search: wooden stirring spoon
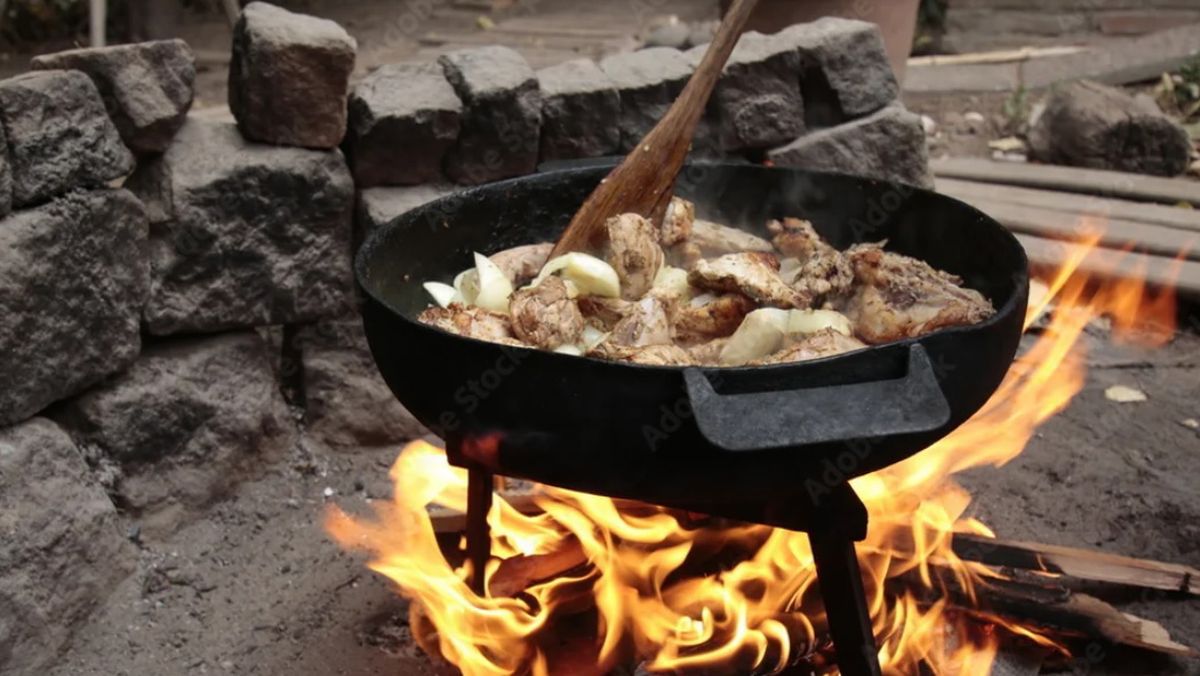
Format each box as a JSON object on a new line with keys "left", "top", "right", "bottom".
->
{"left": 548, "top": 0, "right": 761, "bottom": 258}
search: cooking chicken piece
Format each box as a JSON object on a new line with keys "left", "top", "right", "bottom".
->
{"left": 578, "top": 296, "right": 634, "bottom": 330}
{"left": 490, "top": 242, "right": 553, "bottom": 287}
{"left": 768, "top": 218, "right": 854, "bottom": 306}
{"left": 610, "top": 296, "right": 672, "bottom": 347}
{"left": 589, "top": 342, "right": 695, "bottom": 366}
{"left": 606, "top": 213, "right": 665, "bottom": 300}
{"left": 673, "top": 293, "right": 756, "bottom": 340}
{"left": 688, "top": 252, "right": 812, "bottom": 309}
{"left": 749, "top": 328, "right": 867, "bottom": 365}
{"left": 842, "top": 243, "right": 996, "bottom": 344}
{"left": 508, "top": 277, "right": 585, "bottom": 349}
{"left": 685, "top": 337, "right": 728, "bottom": 366}
{"left": 418, "top": 303, "right": 523, "bottom": 346}
{"left": 660, "top": 197, "right": 695, "bottom": 246}
{"left": 690, "top": 219, "right": 774, "bottom": 256}
{"left": 666, "top": 241, "right": 704, "bottom": 269}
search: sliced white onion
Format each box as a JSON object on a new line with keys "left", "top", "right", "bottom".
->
{"left": 554, "top": 344, "right": 584, "bottom": 356}
{"left": 423, "top": 282, "right": 460, "bottom": 308}
{"left": 651, "top": 265, "right": 691, "bottom": 299}
{"left": 453, "top": 268, "right": 480, "bottom": 305}
{"left": 787, "top": 309, "right": 853, "bottom": 337}
{"left": 778, "top": 257, "right": 803, "bottom": 283}
{"left": 533, "top": 252, "right": 621, "bottom": 298}
{"left": 472, "top": 252, "right": 514, "bottom": 314}
{"left": 689, "top": 292, "right": 717, "bottom": 308}
{"left": 580, "top": 325, "right": 609, "bottom": 352}
{"left": 719, "top": 308, "right": 789, "bottom": 366}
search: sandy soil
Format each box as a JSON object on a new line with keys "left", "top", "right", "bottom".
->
{"left": 43, "top": 319, "right": 1200, "bottom": 676}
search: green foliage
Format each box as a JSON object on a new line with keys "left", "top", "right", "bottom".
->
{"left": 1001, "top": 86, "right": 1031, "bottom": 136}
{"left": 1155, "top": 54, "right": 1200, "bottom": 123}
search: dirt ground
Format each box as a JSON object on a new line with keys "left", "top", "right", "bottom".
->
{"left": 42, "top": 314, "right": 1200, "bottom": 676}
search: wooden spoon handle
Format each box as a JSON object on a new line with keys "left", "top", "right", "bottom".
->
{"left": 549, "top": 0, "right": 761, "bottom": 258}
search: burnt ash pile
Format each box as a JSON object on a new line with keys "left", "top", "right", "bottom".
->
{"left": 0, "top": 1, "right": 935, "bottom": 674}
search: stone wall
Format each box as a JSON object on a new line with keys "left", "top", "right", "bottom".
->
{"left": 945, "top": 0, "right": 1200, "bottom": 52}
{"left": 0, "top": 2, "right": 928, "bottom": 673}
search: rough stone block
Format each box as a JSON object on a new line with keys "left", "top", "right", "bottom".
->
{"left": 0, "top": 123, "right": 11, "bottom": 217}
{"left": 0, "top": 418, "right": 136, "bottom": 676}
{"left": 347, "top": 62, "right": 461, "bottom": 187}
{"left": 229, "top": 1, "right": 356, "bottom": 149}
{"left": 126, "top": 117, "right": 355, "bottom": 335}
{"left": 356, "top": 183, "right": 455, "bottom": 246}
{"left": 55, "top": 332, "right": 297, "bottom": 526}
{"left": 293, "top": 320, "right": 426, "bottom": 449}
{"left": 0, "top": 189, "right": 149, "bottom": 427}
{"left": 778, "top": 17, "right": 899, "bottom": 122}
{"left": 714, "top": 31, "right": 805, "bottom": 152}
{"left": 600, "top": 47, "right": 693, "bottom": 151}
{"left": 768, "top": 103, "right": 933, "bottom": 189}
{"left": 439, "top": 46, "right": 541, "bottom": 185}
{"left": 0, "top": 70, "right": 134, "bottom": 207}
{"left": 31, "top": 39, "right": 196, "bottom": 154}
{"left": 537, "top": 58, "right": 621, "bottom": 161}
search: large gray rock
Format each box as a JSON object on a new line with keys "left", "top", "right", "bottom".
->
{"left": 537, "top": 58, "right": 621, "bottom": 161}
{"left": 127, "top": 117, "right": 355, "bottom": 335}
{"left": 356, "top": 183, "right": 455, "bottom": 246}
{"left": 600, "top": 47, "right": 692, "bottom": 151}
{"left": 0, "top": 189, "right": 149, "bottom": 427}
{"left": 55, "top": 332, "right": 297, "bottom": 527}
{"left": 0, "top": 123, "right": 11, "bottom": 218}
{"left": 293, "top": 320, "right": 426, "bottom": 449}
{"left": 229, "top": 2, "right": 357, "bottom": 149}
{"left": 768, "top": 103, "right": 933, "bottom": 189}
{"left": 31, "top": 39, "right": 196, "bottom": 154}
{"left": 439, "top": 46, "right": 541, "bottom": 185}
{"left": 1029, "top": 79, "right": 1192, "bottom": 177}
{"left": 0, "top": 70, "right": 134, "bottom": 207}
{"left": 0, "top": 418, "right": 136, "bottom": 676}
{"left": 347, "top": 62, "right": 462, "bottom": 187}
{"left": 714, "top": 31, "right": 805, "bottom": 152}
{"left": 779, "top": 17, "right": 898, "bottom": 123}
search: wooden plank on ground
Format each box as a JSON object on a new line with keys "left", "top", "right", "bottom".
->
{"left": 956, "top": 196, "right": 1200, "bottom": 261}
{"left": 1016, "top": 233, "right": 1200, "bottom": 298}
{"left": 932, "top": 157, "right": 1200, "bottom": 207}
{"left": 953, "top": 534, "right": 1200, "bottom": 596}
{"left": 938, "top": 178, "right": 1200, "bottom": 235}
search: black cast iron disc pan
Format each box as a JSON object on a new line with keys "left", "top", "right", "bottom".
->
{"left": 356, "top": 162, "right": 1028, "bottom": 530}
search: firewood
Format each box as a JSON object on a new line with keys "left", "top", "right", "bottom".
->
{"left": 427, "top": 488, "right": 541, "bottom": 533}
{"left": 489, "top": 539, "right": 589, "bottom": 598}
{"left": 953, "top": 534, "right": 1200, "bottom": 597}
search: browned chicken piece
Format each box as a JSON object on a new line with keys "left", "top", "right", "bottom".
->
{"left": 610, "top": 296, "right": 672, "bottom": 347}
{"left": 490, "top": 242, "right": 552, "bottom": 287}
{"left": 508, "top": 277, "right": 585, "bottom": 349}
{"left": 578, "top": 296, "right": 634, "bottom": 331}
{"left": 685, "top": 337, "right": 728, "bottom": 366}
{"left": 842, "top": 243, "right": 996, "bottom": 344}
{"left": 589, "top": 342, "right": 695, "bottom": 366}
{"left": 673, "top": 293, "right": 756, "bottom": 340}
{"left": 688, "top": 252, "right": 812, "bottom": 309}
{"left": 665, "top": 241, "right": 704, "bottom": 269}
{"left": 418, "top": 303, "right": 523, "bottom": 345}
{"left": 769, "top": 218, "right": 854, "bottom": 306}
{"left": 750, "top": 329, "right": 867, "bottom": 365}
{"left": 660, "top": 197, "right": 695, "bottom": 246}
{"left": 605, "top": 213, "right": 665, "bottom": 300}
{"left": 690, "top": 219, "right": 774, "bottom": 256}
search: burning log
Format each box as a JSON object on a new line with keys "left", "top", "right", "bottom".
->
{"left": 952, "top": 533, "right": 1200, "bottom": 597}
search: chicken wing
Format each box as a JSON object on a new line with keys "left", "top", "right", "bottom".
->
{"left": 660, "top": 196, "right": 695, "bottom": 246}
{"left": 606, "top": 213, "right": 665, "bottom": 300}
{"left": 842, "top": 243, "right": 995, "bottom": 344}
{"left": 610, "top": 296, "right": 672, "bottom": 347}
{"left": 688, "top": 252, "right": 812, "bottom": 309}
{"left": 418, "top": 303, "right": 523, "bottom": 346}
{"left": 508, "top": 277, "right": 585, "bottom": 349}
{"left": 673, "top": 293, "right": 757, "bottom": 340}
{"left": 490, "top": 243, "right": 553, "bottom": 287}
{"left": 768, "top": 218, "right": 853, "bottom": 307}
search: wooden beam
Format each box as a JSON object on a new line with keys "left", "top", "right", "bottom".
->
{"left": 953, "top": 534, "right": 1200, "bottom": 596}
{"left": 89, "top": 0, "right": 106, "bottom": 47}
{"left": 960, "top": 196, "right": 1200, "bottom": 262}
{"left": 1016, "top": 233, "right": 1200, "bottom": 298}
{"left": 938, "top": 178, "right": 1200, "bottom": 235}
{"left": 932, "top": 157, "right": 1200, "bottom": 208}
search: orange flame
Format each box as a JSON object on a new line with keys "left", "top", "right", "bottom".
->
{"left": 328, "top": 230, "right": 1177, "bottom": 675}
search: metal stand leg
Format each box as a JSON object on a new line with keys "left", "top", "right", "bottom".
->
{"left": 466, "top": 467, "right": 493, "bottom": 596}
{"left": 809, "top": 530, "right": 882, "bottom": 676}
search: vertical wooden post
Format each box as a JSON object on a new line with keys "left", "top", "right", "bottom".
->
{"left": 89, "top": 0, "right": 106, "bottom": 47}
{"left": 466, "top": 467, "right": 494, "bottom": 596}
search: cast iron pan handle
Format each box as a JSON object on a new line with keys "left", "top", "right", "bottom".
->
{"left": 683, "top": 343, "right": 951, "bottom": 451}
